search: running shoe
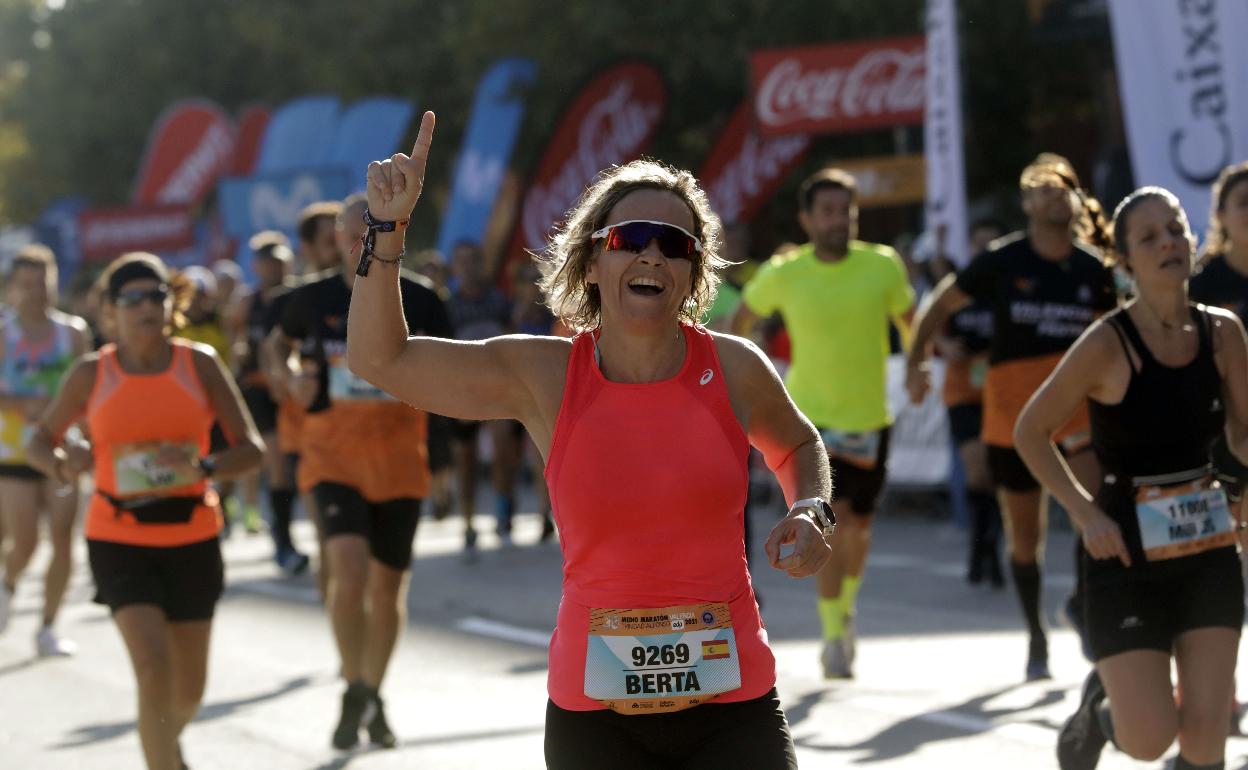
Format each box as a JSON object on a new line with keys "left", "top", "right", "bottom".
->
{"left": 0, "top": 583, "right": 11, "bottom": 634}
{"left": 495, "top": 496, "right": 515, "bottom": 547}
{"left": 278, "top": 549, "right": 311, "bottom": 577}
{"left": 1057, "top": 670, "right": 1107, "bottom": 770}
{"left": 462, "top": 527, "right": 479, "bottom": 564}
{"left": 332, "top": 681, "right": 370, "bottom": 750}
{"left": 820, "top": 637, "right": 854, "bottom": 679}
{"left": 242, "top": 504, "right": 264, "bottom": 535}
{"left": 35, "top": 626, "right": 77, "bottom": 657}
{"left": 538, "top": 513, "right": 556, "bottom": 543}
{"left": 365, "top": 688, "right": 398, "bottom": 749}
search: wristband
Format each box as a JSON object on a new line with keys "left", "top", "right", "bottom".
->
{"left": 357, "top": 209, "right": 410, "bottom": 277}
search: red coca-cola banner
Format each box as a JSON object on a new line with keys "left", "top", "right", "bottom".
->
{"left": 505, "top": 62, "right": 667, "bottom": 268}
{"left": 699, "top": 102, "right": 810, "bottom": 225}
{"left": 226, "top": 105, "right": 271, "bottom": 176}
{"left": 750, "top": 36, "right": 925, "bottom": 137}
{"left": 77, "top": 205, "right": 196, "bottom": 261}
{"left": 131, "top": 99, "right": 235, "bottom": 206}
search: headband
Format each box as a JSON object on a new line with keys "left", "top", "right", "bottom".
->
{"left": 107, "top": 260, "right": 167, "bottom": 300}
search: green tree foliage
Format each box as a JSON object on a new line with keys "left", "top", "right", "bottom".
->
{"left": 0, "top": 0, "right": 1114, "bottom": 247}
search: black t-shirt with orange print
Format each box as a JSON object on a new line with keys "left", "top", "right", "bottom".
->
{"left": 278, "top": 267, "right": 451, "bottom": 501}
{"left": 279, "top": 268, "right": 451, "bottom": 413}
{"left": 954, "top": 232, "right": 1116, "bottom": 448}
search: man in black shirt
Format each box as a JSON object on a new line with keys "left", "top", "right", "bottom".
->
{"left": 268, "top": 194, "right": 451, "bottom": 750}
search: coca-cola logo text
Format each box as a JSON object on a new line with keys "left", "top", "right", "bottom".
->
{"left": 751, "top": 37, "right": 925, "bottom": 136}
{"left": 708, "top": 132, "right": 808, "bottom": 224}
{"left": 522, "top": 81, "right": 662, "bottom": 247}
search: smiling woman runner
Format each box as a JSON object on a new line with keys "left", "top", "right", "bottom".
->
{"left": 1015, "top": 188, "right": 1248, "bottom": 770}
{"left": 347, "top": 112, "right": 833, "bottom": 769}
{"left": 26, "top": 252, "right": 265, "bottom": 770}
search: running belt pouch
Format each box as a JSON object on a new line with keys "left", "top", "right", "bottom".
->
{"left": 102, "top": 492, "right": 200, "bottom": 524}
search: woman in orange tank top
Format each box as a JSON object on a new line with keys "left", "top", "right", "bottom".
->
{"left": 27, "top": 252, "right": 264, "bottom": 770}
{"left": 347, "top": 113, "right": 834, "bottom": 769}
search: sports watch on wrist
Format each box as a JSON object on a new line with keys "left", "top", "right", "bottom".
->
{"left": 196, "top": 455, "right": 217, "bottom": 480}
{"left": 790, "top": 497, "right": 836, "bottom": 537}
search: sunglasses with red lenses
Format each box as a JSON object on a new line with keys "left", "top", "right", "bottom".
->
{"left": 590, "top": 220, "right": 702, "bottom": 260}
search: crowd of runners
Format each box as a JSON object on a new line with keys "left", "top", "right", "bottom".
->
{"left": 0, "top": 105, "right": 1246, "bottom": 769}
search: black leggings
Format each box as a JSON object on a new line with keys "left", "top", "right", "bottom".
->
{"left": 544, "top": 688, "right": 798, "bottom": 770}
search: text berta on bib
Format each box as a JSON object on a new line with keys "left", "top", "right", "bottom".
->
{"left": 584, "top": 602, "right": 740, "bottom": 715}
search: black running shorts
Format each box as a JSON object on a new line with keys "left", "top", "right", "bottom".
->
{"left": 87, "top": 537, "right": 224, "bottom": 622}
{"left": 1085, "top": 548, "right": 1244, "bottom": 661}
{"left": 426, "top": 413, "right": 453, "bottom": 473}
{"left": 946, "top": 403, "right": 983, "bottom": 447}
{"left": 986, "top": 445, "right": 1039, "bottom": 493}
{"left": 241, "top": 385, "right": 279, "bottom": 435}
{"left": 313, "top": 482, "right": 420, "bottom": 571}
{"left": 544, "top": 688, "right": 798, "bottom": 770}
{"left": 825, "top": 427, "right": 891, "bottom": 515}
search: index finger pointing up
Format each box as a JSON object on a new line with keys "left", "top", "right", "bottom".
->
{"left": 411, "top": 111, "right": 436, "bottom": 161}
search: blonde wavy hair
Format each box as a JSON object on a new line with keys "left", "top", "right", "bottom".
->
{"left": 537, "top": 159, "right": 727, "bottom": 332}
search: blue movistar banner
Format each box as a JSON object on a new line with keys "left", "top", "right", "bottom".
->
{"left": 436, "top": 58, "right": 536, "bottom": 258}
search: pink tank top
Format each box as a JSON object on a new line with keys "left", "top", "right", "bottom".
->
{"left": 544, "top": 324, "right": 775, "bottom": 711}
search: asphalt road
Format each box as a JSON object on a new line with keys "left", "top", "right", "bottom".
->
{"left": 2, "top": 499, "right": 1246, "bottom": 769}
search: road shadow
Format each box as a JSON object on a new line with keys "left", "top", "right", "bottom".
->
{"left": 0, "top": 655, "right": 40, "bottom": 678}
{"left": 794, "top": 684, "right": 1066, "bottom": 763}
{"left": 52, "top": 674, "right": 315, "bottom": 749}
{"left": 307, "top": 724, "right": 543, "bottom": 770}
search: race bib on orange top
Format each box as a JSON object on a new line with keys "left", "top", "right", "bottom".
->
{"left": 820, "top": 428, "right": 881, "bottom": 470}
{"left": 585, "top": 602, "right": 740, "bottom": 715}
{"left": 327, "top": 355, "right": 391, "bottom": 402}
{"left": 0, "top": 410, "right": 34, "bottom": 464}
{"left": 1136, "top": 476, "right": 1236, "bottom": 562}
{"left": 114, "top": 441, "right": 200, "bottom": 498}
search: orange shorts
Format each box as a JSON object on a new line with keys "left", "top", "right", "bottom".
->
{"left": 276, "top": 397, "right": 305, "bottom": 455}
{"left": 982, "top": 354, "right": 1090, "bottom": 451}
{"left": 297, "top": 401, "right": 431, "bottom": 502}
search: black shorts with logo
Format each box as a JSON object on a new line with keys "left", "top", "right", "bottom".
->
{"left": 87, "top": 537, "right": 224, "bottom": 622}
{"left": 544, "top": 688, "right": 797, "bottom": 770}
{"left": 313, "top": 482, "right": 420, "bottom": 571}
{"left": 821, "top": 427, "right": 891, "bottom": 516}
{"left": 1084, "top": 547, "right": 1244, "bottom": 661}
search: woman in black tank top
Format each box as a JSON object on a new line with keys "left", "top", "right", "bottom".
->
{"left": 1015, "top": 187, "right": 1248, "bottom": 770}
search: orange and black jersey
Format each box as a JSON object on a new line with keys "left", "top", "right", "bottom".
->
{"left": 278, "top": 268, "right": 451, "bottom": 412}
{"left": 1189, "top": 255, "right": 1248, "bottom": 325}
{"left": 956, "top": 233, "right": 1116, "bottom": 366}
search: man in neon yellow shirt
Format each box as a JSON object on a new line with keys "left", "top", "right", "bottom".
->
{"left": 734, "top": 169, "right": 914, "bottom": 678}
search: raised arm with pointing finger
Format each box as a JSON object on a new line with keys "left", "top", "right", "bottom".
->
{"left": 346, "top": 109, "right": 832, "bottom": 766}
